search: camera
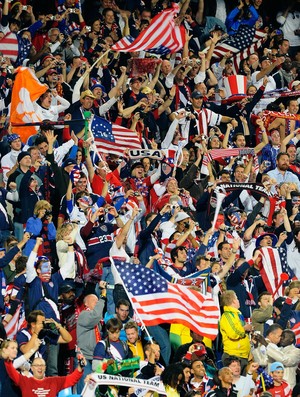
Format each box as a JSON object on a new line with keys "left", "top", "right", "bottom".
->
{"left": 86, "top": 26, "right": 91, "bottom": 32}
{"left": 210, "top": 257, "right": 221, "bottom": 262}
{"left": 45, "top": 209, "right": 52, "bottom": 218}
{"left": 224, "top": 226, "right": 234, "bottom": 232}
{"left": 185, "top": 111, "right": 192, "bottom": 119}
{"left": 184, "top": 221, "right": 190, "bottom": 228}
{"left": 69, "top": 8, "right": 76, "bottom": 13}
{"left": 133, "top": 191, "right": 140, "bottom": 196}
{"left": 43, "top": 321, "right": 57, "bottom": 331}
{"left": 22, "top": 5, "right": 27, "bottom": 10}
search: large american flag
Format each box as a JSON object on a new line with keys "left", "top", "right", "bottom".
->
{"left": 113, "top": 260, "right": 220, "bottom": 339}
{"left": 111, "top": 3, "right": 185, "bottom": 55}
{"left": 259, "top": 246, "right": 295, "bottom": 298}
{"left": 211, "top": 26, "right": 266, "bottom": 73}
{"left": 90, "top": 115, "right": 141, "bottom": 156}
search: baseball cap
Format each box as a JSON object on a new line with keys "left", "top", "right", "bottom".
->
{"left": 291, "top": 80, "right": 300, "bottom": 88}
{"left": 175, "top": 212, "right": 190, "bottom": 222}
{"left": 131, "top": 161, "right": 144, "bottom": 172}
{"left": 269, "top": 362, "right": 284, "bottom": 372}
{"left": 59, "top": 282, "right": 76, "bottom": 295}
{"left": 141, "top": 86, "right": 154, "bottom": 94}
{"left": 62, "top": 158, "right": 76, "bottom": 168}
{"left": 41, "top": 54, "right": 54, "bottom": 64}
{"left": 260, "top": 56, "right": 270, "bottom": 63}
{"left": 7, "top": 133, "right": 20, "bottom": 143}
{"left": 80, "top": 90, "right": 96, "bottom": 100}
{"left": 130, "top": 76, "right": 143, "bottom": 83}
{"left": 46, "top": 68, "right": 58, "bottom": 76}
{"left": 191, "top": 90, "right": 204, "bottom": 99}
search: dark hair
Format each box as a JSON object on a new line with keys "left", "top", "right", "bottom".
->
{"left": 106, "top": 318, "right": 122, "bottom": 332}
{"left": 265, "top": 323, "right": 283, "bottom": 337}
{"left": 276, "top": 152, "right": 289, "bottom": 161}
{"left": 116, "top": 299, "right": 130, "bottom": 309}
{"left": 170, "top": 246, "right": 187, "bottom": 263}
{"left": 232, "top": 132, "right": 245, "bottom": 142}
{"left": 223, "top": 355, "right": 241, "bottom": 367}
{"left": 15, "top": 256, "right": 28, "bottom": 274}
{"left": 35, "top": 136, "right": 48, "bottom": 146}
{"left": 217, "top": 241, "right": 230, "bottom": 251}
{"left": 27, "top": 310, "right": 45, "bottom": 326}
{"left": 145, "top": 212, "right": 157, "bottom": 224}
{"left": 102, "top": 7, "right": 114, "bottom": 17}
{"left": 282, "top": 329, "right": 296, "bottom": 344}
{"left": 257, "top": 291, "right": 272, "bottom": 303}
{"left": 161, "top": 363, "right": 184, "bottom": 389}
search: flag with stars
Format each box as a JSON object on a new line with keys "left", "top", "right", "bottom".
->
{"left": 111, "top": 3, "right": 185, "bottom": 55}
{"left": 113, "top": 260, "right": 220, "bottom": 339}
{"left": 90, "top": 115, "right": 141, "bottom": 156}
{"left": 212, "top": 26, "right": 266, "bottom": 73}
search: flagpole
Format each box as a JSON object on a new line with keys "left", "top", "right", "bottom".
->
{"left": 110, "top": 258, "right": 154, "bottom": 344}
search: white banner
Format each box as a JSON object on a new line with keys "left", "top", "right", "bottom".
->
{"left": 128, "top": 149, "right": 164, "bottom": 160}
{"left": 82, "top": 373, "right": 167, "bottom": 397}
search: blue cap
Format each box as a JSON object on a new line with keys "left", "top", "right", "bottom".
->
{"left": 90, "top": 83, "right": 106, "bottom": 94}
{"left": 7, "top": 133, "right": 20, "bottom": 143}
{"left": 270, "top": 362, "right": 284, "bottom": 372}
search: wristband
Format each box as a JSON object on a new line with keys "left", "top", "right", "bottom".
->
{"left": 68, "top": 243, "right": 74, "bottom": 246}
{"left": 232, "top": 250, "right": 237, "bottom": 254}
{"left": 115, "top": 215, "right": 119, "bottom": 219}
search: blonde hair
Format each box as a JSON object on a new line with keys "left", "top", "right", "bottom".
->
{"left": 285, "top": 280, "right": 300, "bottom": 296}
{"left": 33, "top": 200, "right": 51, "bottom": 216}
{"left": 0, "top": 339, "right": 18, "bottom": 359}
{"left": 221, "top": 290, "right": 237, "bottom": 307}
{"left": 56, "top": 222, "right": 74, "bottom": 241}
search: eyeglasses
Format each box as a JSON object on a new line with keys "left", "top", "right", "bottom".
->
{"left": 31, "top": 364, "right": 46, "bottom": 367}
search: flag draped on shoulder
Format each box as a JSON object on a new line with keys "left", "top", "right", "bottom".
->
{"left": 113, "top": 260, "right": 220, "bottom": 339}
{"left": 90, "top": 115, "right": 141, "bottom": 156}
{"left": 111, "top": 3, "right": 185, "bottom": 55}
{"left": 11, "top": 67, "right": 48, "bottom": 142}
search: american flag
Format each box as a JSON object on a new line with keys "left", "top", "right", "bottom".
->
{"left": 259, "top": 247, "right": 295, "bottom": 298}
{"left": 111, "top": 3, "right": 185, "bottom": 55}
{"left": 211, "top": 26, "right": 266, "bottom": 73}
{"left": 0, "top": 32, "right": 19, "bottom": 62}
{"left": 113, "top": 260, "right": 220, "bottom": 339}
{"left": 90, "top": 115, "right": 141, "bottom": 156}
{"left": 201, "top": 148, "right": 255, "bottom": 175}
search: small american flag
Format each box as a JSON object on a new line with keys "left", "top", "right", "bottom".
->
{"left": 111, "top": 3, "right": 185, "bottom": 55}
{"left": 113, "top": 260, "right": 220, "bottom": 340}
{"left": 212, "top": 26, "right": 266, "bottom": 73}
{"left": 90, "top": 115, "right": 141, "bottom": 156}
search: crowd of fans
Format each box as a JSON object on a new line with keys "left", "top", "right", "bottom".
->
{"left": 0, "top": 0, "right": 299, "bottom": 396}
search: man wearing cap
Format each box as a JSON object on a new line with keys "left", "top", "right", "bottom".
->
{"left": 45, "top": 68, "right": 73, "bottom": 104}
{"left": 123, "top": 76, "right": 145, "bottom": 107}
{"left": 90, "top": 66, "right": 127, "bottom": 118}
{"left": 1, "top": 134, "right": 23, "bottom": 185}
{"left": 171, "top": 90, "right": 236, "bottom": 147}
{"left": 69, "top": 89, "right": 96, "bottom": 135}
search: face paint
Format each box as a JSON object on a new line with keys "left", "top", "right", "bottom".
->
{"left": 40, "top": 262, "right": 52, "bottom": 274}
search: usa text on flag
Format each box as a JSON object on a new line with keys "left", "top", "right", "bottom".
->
{"left": 114, "top": 260, "right": 220, "bottom": 339}
{"left": 11, "top": 67, "right": 48, "bottom": 142}
{"left": 111, "top": 3, "right": 185, "bottom": 55}
{"left": 90, "top": 115, "right": 141, "bottom": 156}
